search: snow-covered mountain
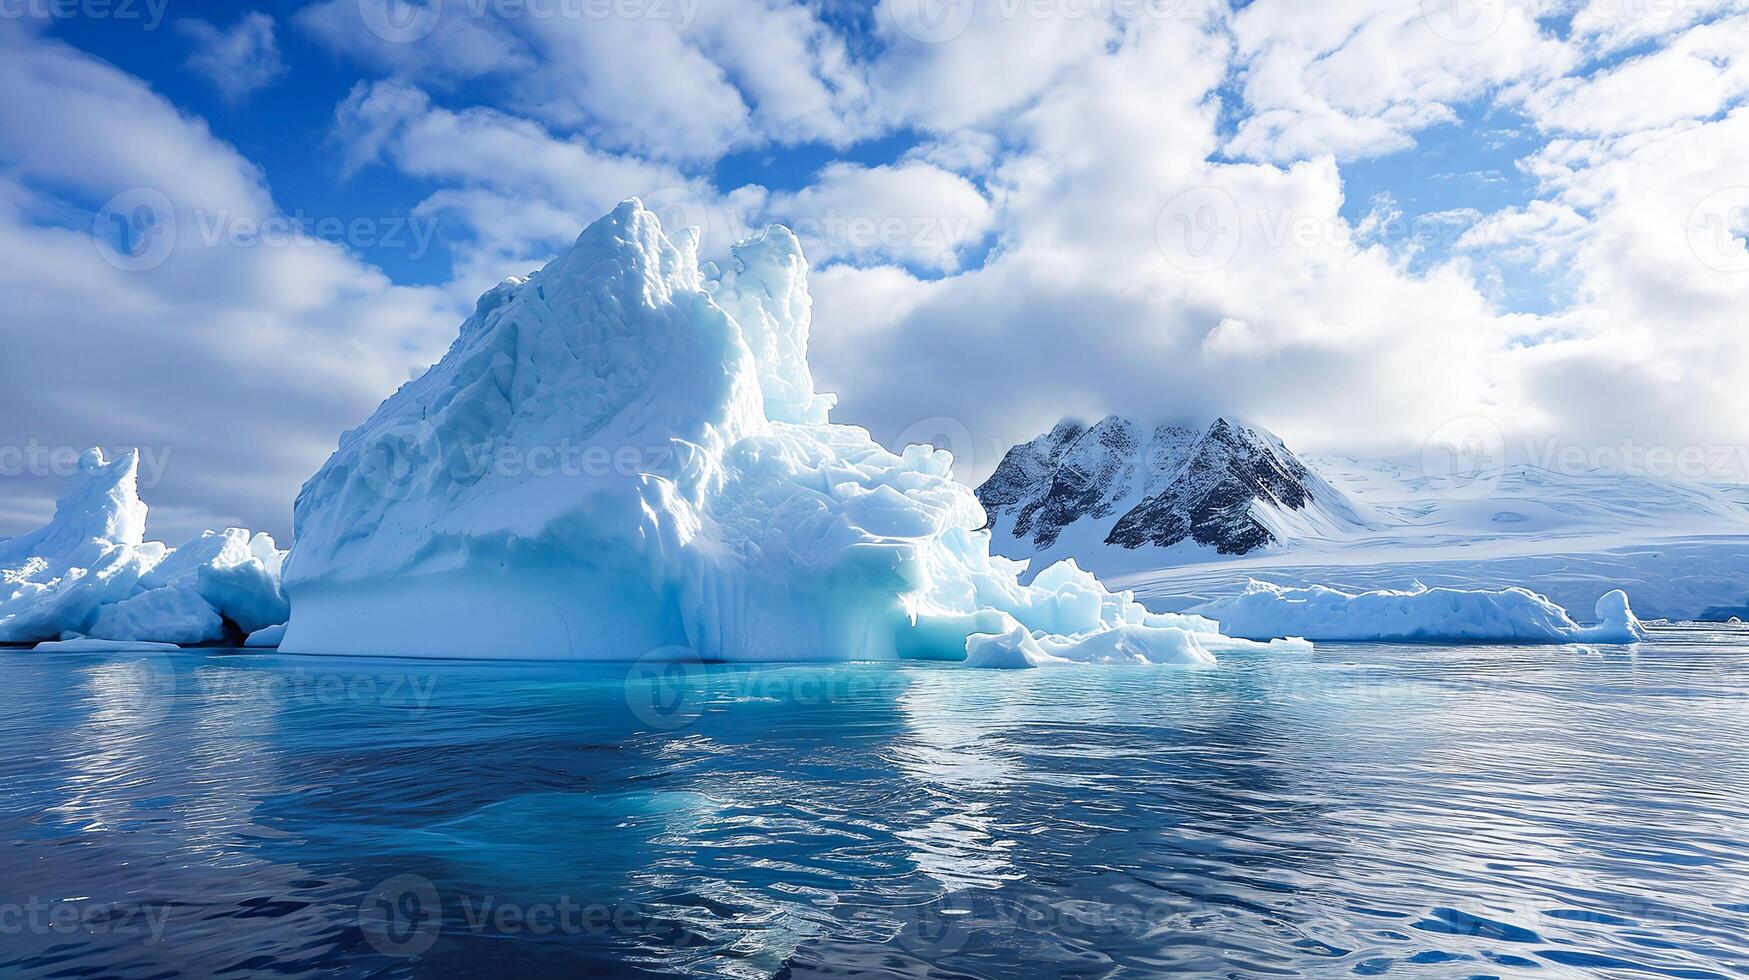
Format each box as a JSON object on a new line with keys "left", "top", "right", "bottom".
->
{"left": 977, "top": 417, "right": 1371, "bottom": 576}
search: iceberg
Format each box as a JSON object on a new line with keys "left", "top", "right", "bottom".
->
{"left": 137, "top": 528, "right": 289, "bottom": 634}
{"left": 0, "top": 449, "right": 288, "bottom": 645}
{"left": 1189, "top": 581, "right": 1647, "bottom": 644}
{"left": 244, "top": 623, "right": 287, "bottom": 647}
{"left": 34, "top": 637, "right": 181, "bottom": 653}
{"left": 279, "top": 201, "right": 1249, "bottom": 666}
{"left": 89, "top": 585, "right": 223, "bottom": 645}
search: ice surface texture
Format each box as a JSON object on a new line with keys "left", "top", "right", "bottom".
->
{"left": 280, "top": 201, "right": 1238, "bottom": 666}
{"left": 0, "top": 449, "right": 288, "bottom": 645}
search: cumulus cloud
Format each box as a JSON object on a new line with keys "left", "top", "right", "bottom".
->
{"left": 0, "top": 29, "right": 461, "bottom": 540}
{"left": 298, "top": 0, "right": 878, "bottom": 160}
{"left": 1517, "top": 14, "right": 1749, "bottom": 135}
{"left": 764, "top": 162, "right": 992, "bottom": 272}
{"left": 177, "top": 13, "right": 286, "bottom": 102}
{"left": 1226, "top": 0, "right": 1570, "bottom": 161}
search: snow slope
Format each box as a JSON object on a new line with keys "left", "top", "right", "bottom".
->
{"left": 0, "top": 449, "right": 288, "bottom": 644}
{"left": 978, "top": 417, "right": 1372, "bottom": 579}
{"left": 1115, "top": 456, "right": 1749, "bottom": 622}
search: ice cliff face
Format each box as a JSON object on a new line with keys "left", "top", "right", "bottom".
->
{"left": 978, "top": 417, "right": 1368, "bottom": 572}
{"left": 0, "top": 449, "right": 288, "bottom": 644}
{"left": 279, "top": 201, "right": 1254, "bottom": 665}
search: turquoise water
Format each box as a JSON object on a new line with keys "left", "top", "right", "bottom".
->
{"left": 2, "top": 627, "right": 1747, "bottom": 978}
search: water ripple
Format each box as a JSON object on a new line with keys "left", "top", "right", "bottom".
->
{"left": 0, "top": 625, "right": 1747, "bottom": 977}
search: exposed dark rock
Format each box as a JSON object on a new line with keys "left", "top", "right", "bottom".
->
{"left": 978, "top": 416, "right": 1325, "bottom": 557}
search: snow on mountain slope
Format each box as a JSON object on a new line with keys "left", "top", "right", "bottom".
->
{"left": 1115, "top": 456, "right": 1749, "bottom": 622}
{"left": 977, "top": 417, "right": 1372, "bottom": 579}
{"left": 0, "top": 448, "right": 288, "bottom": 644}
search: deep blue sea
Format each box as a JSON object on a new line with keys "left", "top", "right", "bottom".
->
{"left": 2, "top": 626, "right": 1747, "bottom": 978}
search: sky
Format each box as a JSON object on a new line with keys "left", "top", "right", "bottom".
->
{"left": 2, "top": 0, "right": 1749, "bottom": 542}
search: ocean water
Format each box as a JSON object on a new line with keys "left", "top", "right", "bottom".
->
{"left": 1, "top": 627, "right": 1746, "bottom": 979}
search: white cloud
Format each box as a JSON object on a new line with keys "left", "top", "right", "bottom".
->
{"left": 765, "top": 161, "right": 992, "bottom": 272}
{"left": 300, "top": 0, "right": 879, "bottom": 161}
{"left": 328, "top": 78, "right": 749, "bottom": 287}
{"left": 1227, "top": 0, "right": 1570, "bottom": 161}
{"left": 295, "top": 0, "right": 534, "bottom": 82}
{"left": 1567, "top": 0, "right": 1746, "bottom": 56}
{"left": 0, "top": 29, "right": 462, "bottom": 541}
{"left": 1518, "top": 14, "right": 1749, "bottom": 135}
{"left": 176, "top": 12, "right": 286, "bottom": 102}
{"left": 869, "top": 0, "right": 1131, "bottom": 132}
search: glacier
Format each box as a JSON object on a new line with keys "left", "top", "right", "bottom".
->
{"left": 0, "top": 448, "right": 289, "bottom": 646}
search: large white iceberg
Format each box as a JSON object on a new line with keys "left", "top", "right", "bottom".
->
{"left": 279, "top": 201, "right": 1248, "bottom": 666}
{"left": 1189, "top": 581, "right": 1646, "bottom": 644}
{"left": 0, "top": 449, "right": 289, "bottom": 645}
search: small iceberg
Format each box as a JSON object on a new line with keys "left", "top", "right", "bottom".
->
{"left": 33, "top": 637, "right": 181, "bottom": 653}
{"left": 1189, "top": 581, "right": 1647, "bottom": 644}
{"left": 0, "top": 449, "right": 288, "bottom": 646}
{"left": 244, "top": 623, "right": 287, "bottom": 648}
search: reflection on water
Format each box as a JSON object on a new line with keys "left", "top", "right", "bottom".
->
{"left": 1, "top": 626, "right": 1747, "bottom": 978}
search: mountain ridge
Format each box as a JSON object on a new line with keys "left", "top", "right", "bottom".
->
{"left": 977, "top": 416, "right": 1368, "bottom": 573}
